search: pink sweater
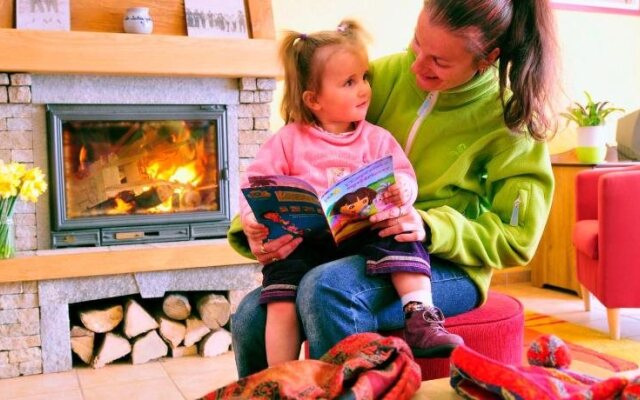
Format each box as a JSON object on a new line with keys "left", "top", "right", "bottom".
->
{"left": 240, "top": 120, "right": 417, "bottom": 219}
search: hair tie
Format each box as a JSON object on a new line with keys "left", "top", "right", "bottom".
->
{"left": 336, "top": 23, "right": 347, "bottom": 33}
{"left": 299, "top": 33, "right": 308, "bottom": 40}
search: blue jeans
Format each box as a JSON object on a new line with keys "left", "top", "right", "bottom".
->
{"left": 231, "top": 254, "right": 480, "bottom": 377}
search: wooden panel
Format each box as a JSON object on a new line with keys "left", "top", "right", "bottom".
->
{"left": 0, "top": 28, "right": 281, "bottom": 78}
{"left": 0, "top": 0, "right": 272, "bottom": 36}
{"left": 70, "top": 1, "right": 187, "bottom": 35}
{"left": 0, "top": 239, "right": 256, "bottom": 283}
{"left": 529, "top": 164, "right": 588, "bottom": 294}
{"left": 0, "top": 0, "right": 13, "bottom": 29}
{"left": 246, "top": 0, "right": 275, "bottom": 39}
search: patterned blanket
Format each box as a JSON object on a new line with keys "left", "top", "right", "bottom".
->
{"left": 202, "top": 332, "right": 421, "bottom": 400}
{"left": 450, "top": 343, "right": 640, "bottom": 399}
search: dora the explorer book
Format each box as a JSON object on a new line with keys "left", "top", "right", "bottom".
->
{"left": 241, "top": 155, "right": 396, "bottom": 245}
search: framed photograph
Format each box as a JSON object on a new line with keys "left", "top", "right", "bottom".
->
{"left": 551, "top": 0, "right": 640, "bottom": 14}
{"left": 184, "top": 0, "right": 249, "bottom": 38}
{"left": 15, "top": 0, "right": 71, "bottom": 31}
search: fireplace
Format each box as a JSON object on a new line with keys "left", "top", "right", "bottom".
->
{"left": 46, "top": 104, "right": 231, "bottom": 248}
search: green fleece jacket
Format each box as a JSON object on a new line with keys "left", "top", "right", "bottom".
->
{"left": 366, "top": 51, "right": 554, "bottom": 301}
{"left": 227, "top": 50, "right": 554, "bottom": 304}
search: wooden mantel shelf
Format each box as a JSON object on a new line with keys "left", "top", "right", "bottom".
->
{"left": 0, "top": 28, "right": 280, "bottom": 78}
{"left": 0, "top": 239, "right": 256, "bottom": 284}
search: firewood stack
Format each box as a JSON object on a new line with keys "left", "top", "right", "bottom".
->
{"left": 70, "top": 292, "right": 232, "bottom": 368}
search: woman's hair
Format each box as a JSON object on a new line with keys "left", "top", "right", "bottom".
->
{"left": 279, "top": 19, "right": 370, "bottom": 125}
{"left": 424, "top": 0, "right": 559, "bottom": 140}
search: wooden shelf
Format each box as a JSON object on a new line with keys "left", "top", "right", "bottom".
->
{"left": 0, "top": 239, "right": 256, "bottom": 284}
{"left": 0, "top": 28, "right": 280, "bottom": 78}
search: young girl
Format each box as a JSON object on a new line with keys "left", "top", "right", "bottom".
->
{"left": 239, "top": 20, "right": 463, "bottom": 366}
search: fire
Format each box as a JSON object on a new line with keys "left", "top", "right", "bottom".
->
{"left": 141, "top": 135, "right": 207, "bottom": 213}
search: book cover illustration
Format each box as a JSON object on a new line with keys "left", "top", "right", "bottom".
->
{"left": 242, "top": 155, "right": 396, "bottom": 244}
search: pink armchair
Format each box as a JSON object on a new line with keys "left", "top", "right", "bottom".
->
{"left": 572, "top": 165, "right": 640, "bottom": 339}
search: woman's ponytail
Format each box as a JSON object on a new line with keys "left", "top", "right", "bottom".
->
{"left": 499, "top": 0, "right": 558, "bottom": 140}
{"left": 425, "top": 0, "right": 559, "bottom": 140}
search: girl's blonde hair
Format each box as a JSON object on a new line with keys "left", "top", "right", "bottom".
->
{"left": 279, "top": 19, "right": 370, "bottom": 125}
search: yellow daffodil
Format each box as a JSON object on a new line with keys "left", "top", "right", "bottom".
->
{"left": 19, "top": 167, "right": 48, "bottom": 203}
{"left": 1, "top": 161, "right": 48, "bottom": 258}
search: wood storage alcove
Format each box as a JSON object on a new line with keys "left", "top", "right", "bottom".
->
{"left": 69, "top": 291, "right": 233, "bottom": 368}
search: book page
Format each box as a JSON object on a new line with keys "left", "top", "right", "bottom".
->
{"left": 320, "top": 155, "right": 396, "bottom": 243}
{"left": 242, "top": 176, "right": 331, "bottom": 241}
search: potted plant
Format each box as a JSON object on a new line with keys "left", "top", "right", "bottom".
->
{"left": 561, "top": 91, "right": 625, "bottom": 163}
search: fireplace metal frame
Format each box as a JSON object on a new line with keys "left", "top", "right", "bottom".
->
{"left": 46, "top": 104, "right": 231, "bottom": 247}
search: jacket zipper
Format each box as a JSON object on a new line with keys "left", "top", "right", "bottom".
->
{"left": 404, "top": 91, "right": 439, "bottom": 155}
{"left": 510, "top": 194, "right": 521, "bottom": 226}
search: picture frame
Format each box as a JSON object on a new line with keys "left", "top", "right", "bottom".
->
{"left": 15, "top": 0, "right": 71, "bottom": 31}
{"left": 184, "top": 0, "right": 249, "bottom": 38}
{"left": 551, "top": 0, "right": 640, "bottom": 14}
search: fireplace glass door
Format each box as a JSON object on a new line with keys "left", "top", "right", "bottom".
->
{"left": 47, "top": 105, "right": 230, "bottom": 247}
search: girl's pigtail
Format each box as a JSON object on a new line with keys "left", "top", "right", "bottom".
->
{"left": 279, "top": 31, "right": 307, "bottom": 124}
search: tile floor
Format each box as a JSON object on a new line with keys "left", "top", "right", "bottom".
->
{"left": 2, "top": 282, "right": 640, "bottom": 400}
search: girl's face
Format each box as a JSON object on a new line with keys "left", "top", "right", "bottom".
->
{"left": 304, "top": 47, "right": 371, "bottom": 134}
{"left": 339, "top": 196, "right": 370, "bottom": 216}
{"left": 410, "top": 9, "right": 481, "bottom": 92}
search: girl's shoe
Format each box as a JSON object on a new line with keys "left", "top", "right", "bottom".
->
{"left": 403, "top": 302, "right": 464, "bottom": 358}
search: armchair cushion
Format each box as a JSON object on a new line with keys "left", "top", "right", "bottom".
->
{"left": 572, "top": 220, "right": 599, "bottom": 260}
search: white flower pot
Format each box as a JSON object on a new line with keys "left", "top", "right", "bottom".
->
{"left": 576, "top": 125, "right": 608, "bottom": 163}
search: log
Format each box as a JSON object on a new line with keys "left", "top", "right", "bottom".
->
{"left": 70, "top": 325, "right": 95, "bottom": 365}
{"left": 184, "top": 317, "right": 211, "bottom": 347}
{"left": 79, "top": 304, "right": 123, "bottom": 333}
{"left": 92, "top": 332, "right": 132, "bottom": 368}
{"left": 162, "top": 293, "right": 192, "bottom": 321}
{"left": 195, "top": 293, "right": 230, "bottom": 330}
{"left": 170, "top": 345, "right": 198, "bottom": 358}
{"left": 156, "top": 314, "right": 186, "bottom": 349}
{"left": 123, "top": 298, "right": 159, "bottom": 338}
{"left": 198, "top": 328, "right": 232, "bottom": 358}
{"left": 131, "top": 330, "right": 168, "bottom": 365}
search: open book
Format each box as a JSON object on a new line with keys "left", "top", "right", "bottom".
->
{"left": 242, "top": 155, "right": 396, "bottom": 245}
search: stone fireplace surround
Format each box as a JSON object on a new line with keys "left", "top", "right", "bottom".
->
{"left": 0, "top": 72, "right": 271, "bottom": 378}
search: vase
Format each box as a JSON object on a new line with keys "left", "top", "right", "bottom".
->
{"left": 0, "top": 216, "right": 15, "bottom": 259}
{"left": 576, "top": 125, "right": 609, "bottom": 164}
{"left": 123, "top": 7, "right": 153, "bottom": 34}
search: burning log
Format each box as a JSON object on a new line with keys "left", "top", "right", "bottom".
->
{"left": 89, "top": 185, "right": 174, "bottom": 212}
{"left": 70, "top": 326, "right": 95, "bottom": 365}
{"left": 134, "top": 185, "right": 174, "bottom": 209}
{"left": 79, "top": 305, "right": 123, "bottom": 333}
{"left": 92, "top": 332, "right": 132, "bottom": 368}
{"left": 123, "top": 299, "right": 159, "bottom": 339}
{"left": 199, "top": 328, "right": 232, "bottom": 357}
{"left": 195, "top": 293, "right": 230, "bottom": 330}
{"left": 131, "top": 330, "right": 168, "bottom": 365}
{"left": 162, "top": 294, "right": 192, "bottom": 321}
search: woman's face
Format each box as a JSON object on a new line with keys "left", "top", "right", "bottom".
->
{"left": 410, "top": 9, "right": 480, "bottom": 92}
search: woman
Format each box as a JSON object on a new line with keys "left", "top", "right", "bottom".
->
{"left": 228, "top": 0, "right": 557, "bottom": 377}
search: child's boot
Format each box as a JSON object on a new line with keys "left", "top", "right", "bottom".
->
{"left": 403, "top": 301, "right": 464, "bottom": 357}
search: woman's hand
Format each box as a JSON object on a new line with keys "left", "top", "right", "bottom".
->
{"left": 242, "top": 212, "right": 303, "bottom": 264}
{"left": 369, "top": 206, "right": 426, "bottom": 242}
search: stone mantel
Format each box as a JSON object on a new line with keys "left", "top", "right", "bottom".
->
{"left": 0, "top": 239, "right": 256, "bottom": 284}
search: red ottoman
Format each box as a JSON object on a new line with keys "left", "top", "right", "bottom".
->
{"left": 386, "top": 291, "right": 524, "bottom": 381}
